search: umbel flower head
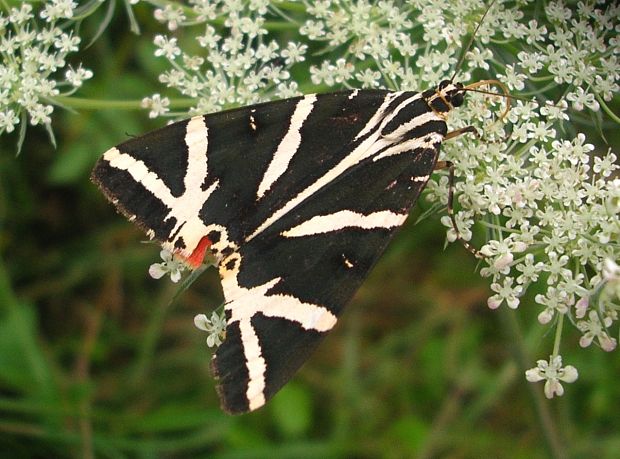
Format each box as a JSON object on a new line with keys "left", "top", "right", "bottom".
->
{"left": 0, "top": 1, "right": 92, "bottom": 149}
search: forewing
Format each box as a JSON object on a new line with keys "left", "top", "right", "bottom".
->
{"left": 91, "top": 90, "right": 394, "bottom": 255}
{"left": 91, "top": 89, "right": 447, "bottom": 414}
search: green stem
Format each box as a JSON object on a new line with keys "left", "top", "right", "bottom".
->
{"left": 596, "top": 95, "right": 620, "bottom": 124}
{"left": 552, "top": 314, "right": 564, "bottom": 357}
{"left": 50, "top": 97, "right": 196, "bottom": 111}
{"left": 128, "top": 282, "right": 177, "bottom": 388}
{"left": 499, "top": 309, "right": 567, "bottom": 459}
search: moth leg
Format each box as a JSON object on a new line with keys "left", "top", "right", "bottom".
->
{"left": 434, "top": 160, "right": 485, "bottom": 259}
{"left": 447, "top": 124, "right": 511, "bottom": 144}
{"left": 445, "top": 125, "right": 479, "bottom": 140}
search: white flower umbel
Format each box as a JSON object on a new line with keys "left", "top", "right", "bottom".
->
{"left": 412, "top": 1, "right": 620, "bottom": 399}
{"left": 0, "top": 1, "right": 92, "bottom": 149}
{"left": 526, "top": 355, "right": 578, "bottom": 399}
{"left": 149, "top": 249, "right": 187, "bottom": 283}
{"left": 147, "top": 2, "right": 308, "bottom": 118}
{"left": 194, "top": 311, "right": 227, "bottom": 348}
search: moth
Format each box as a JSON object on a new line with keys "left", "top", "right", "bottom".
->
{"left": 91, "top": 80, "right": 495, "bottom": 414}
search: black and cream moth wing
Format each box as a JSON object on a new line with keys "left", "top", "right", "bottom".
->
{"left": 92, "top": 84, "right": 460, "bottom": 414}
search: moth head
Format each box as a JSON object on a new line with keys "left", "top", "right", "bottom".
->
{"left": 436, "top": 80, "right": 465, "bottom": 110}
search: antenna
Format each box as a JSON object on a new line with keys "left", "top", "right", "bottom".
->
{"left": 463, "top": 79, "right": 511, "bottom": 120}
{"left": 450, "top": 0, "right": 498, "bottom": 82}
{"left": 463, "top": 80, "right": 568, "bottom": 122}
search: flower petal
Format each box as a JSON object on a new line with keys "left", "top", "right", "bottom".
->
{"left": 148, "top": 263, "right": 167, "bottom": 279}
{"left": 194, "top": 314, "right": 210, "bottom": 331}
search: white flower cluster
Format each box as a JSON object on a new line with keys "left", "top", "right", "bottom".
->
{"left": 304, "top": 0, "right": 618, "bottom": 397}
{"left": 0, "top": 1, "right": 92, "bottom": 145}
{"left": 322, "top": 0, "right": 613, "bottom": 396}
{"left": 142, "top": 0, "right": 619, "bottom": 398}
{"left": 420, "top": 0, "right": 620, "bottom": 395}
{"left": 144, "top": 0, "right": 307, "bottom": 118}
{"left": 301, "top": 0, "right": 418, "bottom": 89}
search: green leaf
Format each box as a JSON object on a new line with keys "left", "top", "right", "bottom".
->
{"left": 0, "top": 301, "right": 56, "bottom": 400}
{"left": 387, "top": 416, "right": 429, "bottom": 455}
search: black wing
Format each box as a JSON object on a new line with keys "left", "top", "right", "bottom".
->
{"left": 91, "top": 89, "right": 447, "bottom": 413}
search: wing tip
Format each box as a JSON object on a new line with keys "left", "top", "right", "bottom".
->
{"left": 91, "top": 157, "right": 171, "bottom": 247}
{"left": 210, "top": 354, "right": 254, "bottom": 415}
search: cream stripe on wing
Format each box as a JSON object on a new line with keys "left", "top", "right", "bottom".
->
{"left": 256, "top": 95, "right": 317, "bottom": 199}
{"left": 103, "top": 147, "right": 176, "bottom": 208}
{"left": 238, "top": 318, "right": 267, "bottom": 411}
{"left": 373, "top": 131, "right": 443, "bottom": 161}
{"left": 183, "top": 116, "right": 209, "bottom": 192}
{"left": 222, "top": 275, "right": 338, "bottom": 333}
{"left": 282, "top": 210, "right": 408, "bottom": 238}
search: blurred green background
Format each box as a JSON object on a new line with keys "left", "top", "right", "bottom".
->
{"left": 1, "top": 3, "right": 620, "bottom": 459}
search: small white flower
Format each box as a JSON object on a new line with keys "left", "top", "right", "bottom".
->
{"left": 515, "top": 254, "right": 545, "bottom": 285}
{"left": 440, "top": 212, "right": 473, "bottom": 243}
{"left": 54, "top": 32, "right": 80, "bottom": 53}
{"left": 355, "top": 68, "right": 381, "bottom": 88}
{"left": 9, "top": 3, "right": 34, "bottom": 24}
{"left": 526, "top": 355, "right": 578, "bottom": 399}
{"left": 154, "top": 5, "right": 186, "bottom": 31}
{"left": 0, "top": 109, "right": 19, "bottom": 133}
{"left": 593, "top": 151, "right": 618, "bottom": 178}
{"left": 141, "top": 94, "right": 170, "bottom": 118}
{"left": 65, "top": 65, "right": 93, "bottom": 88}
{"left": 148, "top": 250, "right": 186, "bottom": 283}
{"left": 544, "top": 252, "right": 572, "bottom": 285}
{"left": 480, "top": 238, "right": 527, "bottom": 271}
{"left": 153, "top": 35, "right": 181, "bottom": 60}
{"left": 540, "top": 100, "right": 569, "bottom": 121}
{"left": 577, "top": 310, "right": 617, "bottom": 351}
{"left": 40, "top": 0, "right": 77, "bottom": 22}
{"left": 566, "top": 87, "right": 600, "bottom": 111}
{"left": 28, "top": 103, "right": 53, "bottom": 125}
{"left": 309, "top": 62, "right": 335, "bottom": 85}
{"left": 281, "top": 42, "right": 307, "bottom": 65}
{"left": 275, "top": 81, "right": 301, "bottom": 99}
{"left": 299, "top": 19, "right": 325, "bottom": 40}
{"left": 194, "top": 311, "right": 227, "bottom": 347}
{"left": 535, "top": 287, "right": 569, "bottom": 324}
{"left": 488, "top": 277, "right": 523, "bottom": 309}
